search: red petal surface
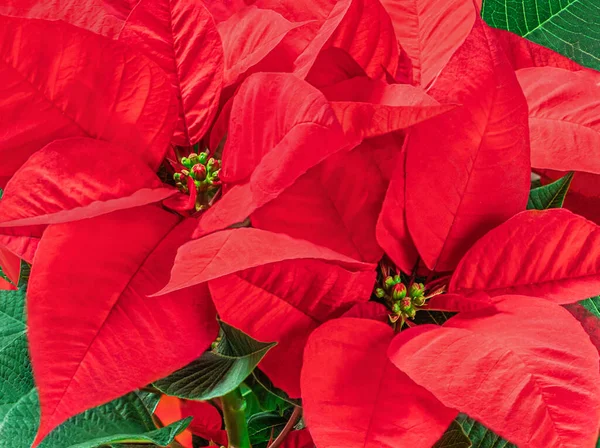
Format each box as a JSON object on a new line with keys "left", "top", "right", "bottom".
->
{"left": 180, "top": 399, "right": 228, "bottom": 446}
{"left": 0, "top": 245, "right": 20, "bottom": 285}
{"left": 119, "top": 0, "right": 223, "bottom": 146}
{"left": 380, "top": 0, "right": 476, "bottom": 86}
{"left": 405, "top": 20, "right": 530, "bottom": 271}
{"left": 301, "top": 318, "right": 457, "bottom": 447}
{"left": 0, "top": 16, "right": 177, "bottom": 178}
{"left": 210, "top": 259, "right": 374, "bottom": 396}
{"left": 323, "top": 77, "right": 454, "bottom": 139}
{"left": 450, "top": 209, "right": 600, "bottom": 303}
{"left": 0, "top": 0, "right": 132, "bottom": 38}
{"left": 518, "top": 67, "right": 600, "bottom": 174}
{"left": 158, "top": 227, "right": 373, "bottom": 296}
{"left": 0, "top": 138, "right": 175, "bottom": 227}
{"left": 218, "top": 6, "right": 303, "bottom": 86}
{"left": 251, "top": 143, "right": 388, "bottom": 263}
{"left": 194, "top": 73, "right": 351, "bottom": 237}
{"left": 389, "top": 296, "right": 600, "bottom": 448}
{"left": 0, "top": 233, "right": 39, "bottom": 264}
{"left": 29, "top": 209, "right": 218, "bottom": 444}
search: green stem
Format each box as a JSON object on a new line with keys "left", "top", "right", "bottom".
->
{"left": 221, "top": 388, "right": 251, "bottom": 448}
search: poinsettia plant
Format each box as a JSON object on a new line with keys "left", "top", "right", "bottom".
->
{"left": 0, "top": 0, "right": 599, "bottom": 447}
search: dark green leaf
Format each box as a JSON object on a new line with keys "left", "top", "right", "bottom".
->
{"left": 580, "top": 296, "right": 600, "bottom": 318}
{"left": 155, "top": 321, "right": 276, "bottom": 400}
{"left": 433, "top": 420, "right": 472, "bottom": 448}
{"left": 0, "top": 287, "right": 39, "bottom": 448}
{"left": 247, "top": 411, "right": 287, "bottom": 445}
{"left": 39, "top": 392, "right": 190, "bottom": 448}
{"left": 481, "top": 0, "right": 600, "bottom": 70}
{"left": 246, "top": 369, "right": 300, "bottom": 414}
{"left": 411, "top": 310, "right": 456, "bottom": 326}
{"left": 527, "top": 172, "right": 574, "bottom": 210}
{"left": 457, "top": 414, "right": 517, "bottom": 448}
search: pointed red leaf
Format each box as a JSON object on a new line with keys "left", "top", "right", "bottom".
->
{"left": 389, "top": 296, "right": 600, "bottom": 448}
{"left": 305, "top": 47, "right": 366, "bottom": 89}
{"left": 0, "top": 277, "right": 16, "bottom": 291}
{"left": 280, "top": 430, "right": 314, "bottom": 448}
{"left": 426, "top": 293, "right": 495, "bottom": 313}
{"left": 29, "top": 208, "right": 218, "bottom": 445}
{"left": 0, "top": 138, "right": 175, "bottom": 228}
{"left": 0, "top": 0, "right": 131, "bottom": 38}
{"left": 194, "top": 73, "right": 352, "bottom": 237}
{"left": 492, "top": 28, "right": 587, "bottom": 71}
{"left": 0, "top": 233, "right": 39, "bottom": 264}
{"left": 325, "top": 0, "right": 399, "bottom": 79}
{"left": 180, "top": 399, "right": 228, "bottom": 446}
{"left": 119, "top": 0, "right": 223, "bottom": 146}
{"left": 518, "top": 67, "right": 600, "bottom": 175}
{"left": 341, "top": 301, "right": 389, "bottom": 321}
{"left": 157, "top": 227, "right": 373, "bottom": 296}
{"left": 450, "top": 209, "right": 600, "bottom": 303}
{"left": 0, "top": 245, "right": 20, "bottom": 285}
{"left": 323, "top": 77, "right": 455, "bottom": 139}
{"left": 218, "top": 6, "right": 305, "bottom": 86}
{"left": 301, "top": 318, "right": 457, "bottom": 447}
{"left": 380, "top": 0, "right": 476, "bottom": 86}
{"left": 210, "top": 259, "right": 374, "bottom": 396}
{"left": 405, "top": 20, "right": 530, "bottom": 271}
{"left": 0, "top": 15, "right": 177, "bottom": 178}
{"left": 376, "top": 137, "right": 419, "bottom": 274}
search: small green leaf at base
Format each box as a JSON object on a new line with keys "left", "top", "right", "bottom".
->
{"left": 457, "top": 414, "right": 517, "bottom": 448}
{"left": 580, "top": 296, "right": 600, "bottom": 318}
{"left": 433, "top": 420, "right": 471, "bottom": 448}
{"left": 155, "top": 321, "right": 276, "bottom": 400}
{"left": 527, "top": 172, "right": 574, "bottom": 210}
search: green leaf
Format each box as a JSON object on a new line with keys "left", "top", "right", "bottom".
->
{"left": 457, "top": 414, "right": 517, "bottom": 448}
{"left": 433, "top": 420, "right": 472, "bottom": 448}
{"left": 481, "top": 0, "right": 600, "bottom": 70}
{"left": 155, "top": 321, "right": 276, "bottom": 400}
{"left": 247, "top": 411, "right": 288, "bottom": 445}
{"left": 39, "top": 392, "right": 190, "bottom": 448}
{"left": 412, "top": 310, "right": 456, "bottom": 326}
{"left": 0, "top": 287, "right": 39, "bottom": 448}
{"left": 580, "top": 295, "right": 600, "bottom": 318}
{"left": 527, "top": 172, "right": 574, "bottom": 210}
{"left": 246, "top": 369, "right": 300, "bottom": 415}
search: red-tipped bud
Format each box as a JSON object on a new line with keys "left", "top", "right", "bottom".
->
{"left": 392, "top": 283, "right": 407, "bottom": 300}
{"left": 409, "top": 282, "right": 425, "bottom": 298}
{"left": 384, "top": 276, "right": 395, "bottom": 289}
{"left": 192, "top": 163, "right": 207, "bottom": 180}
{"left": 207, "top": 158, "right": 220, "bottom": 171}
{"left": 400, "top": 298, "right": 412, "bottom": 310}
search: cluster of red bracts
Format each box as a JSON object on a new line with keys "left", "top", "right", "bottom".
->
{"left": 0, "top": 0, "right": 599, "bottom": 447}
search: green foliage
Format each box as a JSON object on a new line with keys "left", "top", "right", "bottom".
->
{"left": 247, "top": 411, "right": 289, "bottom": 446}
{"left": 481, "top": 0, "right": 600, "bottom": 70}
{"left": 155, "top": 321, "right": 276, "bottom": 400}
{"left": 246, "top": 369, "right": 300, "bottom": 415}
{"left": 527, "top": 172, "right": 574, "bottom": 210}
{"left": 580, "top": 295, "right": 600, "bottom": 318}
{"left": 434, "top": 420, "right": 472, "bottom": 448}
{"left": 457, "top": 415, "right": 517, "bottom": 448}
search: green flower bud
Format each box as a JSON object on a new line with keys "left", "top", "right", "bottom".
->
{"left": 413, "top": 296, "right": 426, "bottom": 307}
{"left": 392, "top": 302, "right": 401, "bottom": 314}
{"left": 181, "top": 157, "right": 193, "bottom": 169}
{"left": 400, "top": 298, "right": 412, "bottom": 311}
{"left": 409, "top": 282, "right": 425, "bottom": 298}
{"left": 392, "top": 283, "right": 407, "bottom": 300}
{"left": 198, "top": 152, "right": 208, "bottom": 165}
{"left": 384, "top": 276, "right": 395, "bottom": 289}
{"left": 181, "top": 169, "right": 190, "bottom": 177}
{"left": 173, "top": 173, "right": 182, "bottom": 182}
{"left": 188, "top": 153, "right": 200, "bottom": 165}
{"left": 375, "top": 288, "right": 386, "bottom": 298}
{"left": 207, "top": 157, "right": 220, "bottom": 172}
{"left": 393, "top": 274, "right": 401, "bottom": 284}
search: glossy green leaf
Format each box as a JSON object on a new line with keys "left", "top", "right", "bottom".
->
{"left": 247, "top": 411, "right": 288, "bottom": 445}
{"left": 247, "top": 369, "right": 300, "bottom": 415}
{"left": 481, "top": 0, "right": 600, "bottom": 70}
{"left": 39, "top": 392, "right": 191, "bottom": 448}
{"left": 0, "top": 287, "right": 39, "bottom": 448}
{"left": 580, "top": 296, "right": 600, "bottom": 318}
{"left": 457, "top": 414, "right": 517, "bottom": 448}
{"left": 155, "top": 321, "right": 276, "bottom": 400}
{"left": 527, "top": 172, "right": 574, "bottom": 210}
{"left": 434, "top": 420, "right": 472, "bottom": 448}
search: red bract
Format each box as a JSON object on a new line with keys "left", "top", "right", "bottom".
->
{"left": 0, "top": 15, "right": 177, "bottom": 179}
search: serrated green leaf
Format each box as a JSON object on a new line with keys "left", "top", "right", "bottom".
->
{"left": 155, "top": 321, "right": 276, "bottom": 400}
{"left": 39, "top": 392, "right": 190, "bottom": 448}
{"left": 527, "top": 172, "right": 574, "bottom": 210}
{"left": 434, "top": 420, "right": 472, "bottom": 448}
{"left": 481, "top": 0, "right": 600, "bottom": 70}
{"left": 580, "top": 296, "right": 600, "bottom": 318}
{"left": 457, "top": 414, "right": 517, "bottom": 448}
{"left": 0, "top": 287, "right": 39, "bottom": 448}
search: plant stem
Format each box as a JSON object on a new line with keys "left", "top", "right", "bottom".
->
{"left": 221, "top": 388, "right": 251, "bottom": 448}
{"left": 268, "top": 407, "right": 302, "bottom": 448}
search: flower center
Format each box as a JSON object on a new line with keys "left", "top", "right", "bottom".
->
{"left": 375, "top": 276, "right": 428, "bottom": 325}
{"left": 173, "top": 151, "right": 221, "bottom": 211}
